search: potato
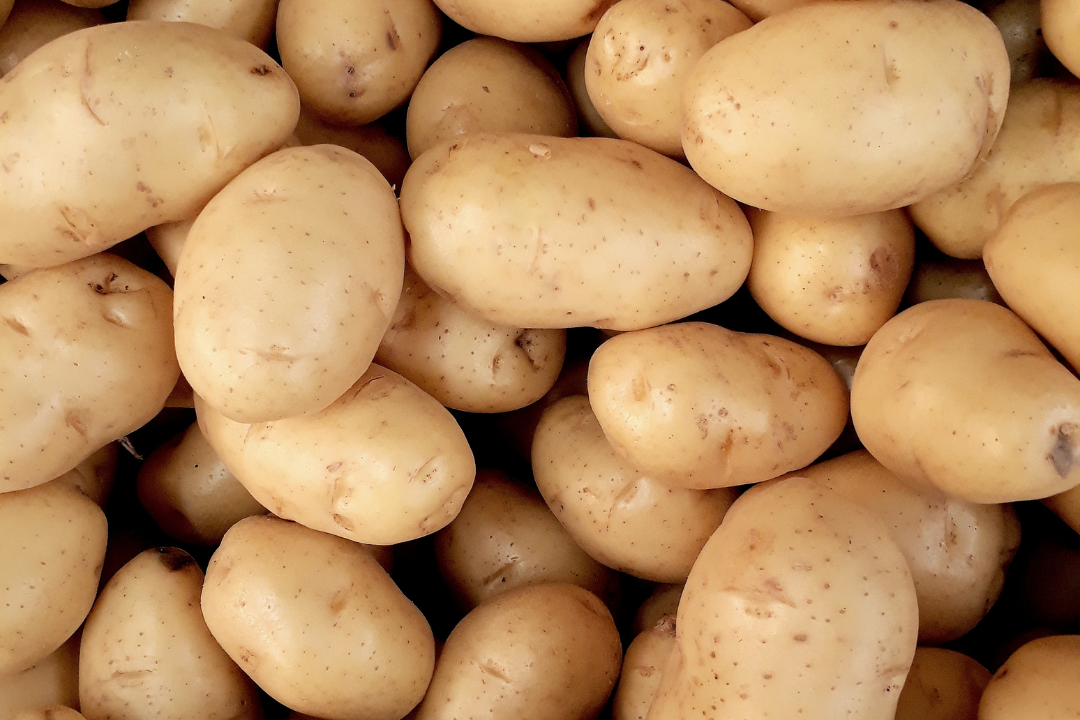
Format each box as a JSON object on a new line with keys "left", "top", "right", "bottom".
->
{"left": 292, "top": 108, "right": 411, "bottom": 190}
{"left": 894, "top": 647, "right": 990, "bottom": 720}
{"left": 203, "top": 515, "right": 435, "bottom": 720}
{"left": 1042, "top": 0, "right": 1080, "bottom": 77}
{"left": 412, "top": 583, "right": 622, "bottom": 720}
{"left": 197, "top": 363, "right": 476, "bottom": 545}
{"left": 0, "top": 0, "right": 103, "bottom": 77}
{"left": 990, "top": 0, "right": 1047, "bottom": 84}
{"left": 145, "top": 217, "right": 192, "bottom": 278}
{"left": 79, "top": 547, "right": 262, "bottom": 720}
{"left": 0, "top": 21, "right": 299, "bottom": 268}
{"left": 0, "top": 632, "right": 80, "bottom": 719}
{"left": 908, "top": 78, "right": 1080, "bottom": 259}
{"left": 902, "top": 255, "right": 1005, "bottom": 306}
{"left": 633, "top": 583, "right": 682, "bottom": 636}
{"left": 613, "top": 617, "right": 676, "bottom": 720}
{"left": 126, "top": 0, "right": 278, "bottom": 49}
{"left": 585, "top": 0, "right": 751, "bottom": 157}
{"left": 1042, "top": 484, "right": 1080, "bottom": 534}
{"left": 9, "top": 708, "right": 86, "bottom": 720}
{"left": 682, "top": 0, "right": 1010, "bottom": 217}
{"left": 276, "top": 0, "right": 441, "bottom": 126}
{"left": 567, "top": 38, "right": 618, "bottom": 139}
{"left": 851, "top": 298, "right": 1080, "bottom": 503}
{"left": 587, "top": 322, "right": 848, "bottom": 489}
{"left": 746, "top": 209, "right": 915, "bottom": 346}
{"left": 979, "top": 635, "right": 1080, "bottom": 718}
{"left": 0, "top": 254, "right": 178, "bottom": 493}
{"left": 0, "top": 482, "right": 106, "bottom": 676}
{"left": 532, "top": 395, "right": 738, "bottom": 583}
{"left": 375, "top": 264, "right": 566, "bottom": 413}
{"left": 431, "top": 0, "right": 617, "bottom": 42}
{"left": 51, "top": 442, "right": 117, "bottom": 508}
{"left": 400, "top": 134, "right": 753, "bottom": 331}
{"left": 983, "top": 183, "right": 1080, "bottom": 373}
{"left": 647, "top": 476, "right": 919, "bottom": 720}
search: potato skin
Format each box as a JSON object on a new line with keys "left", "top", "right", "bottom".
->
{"left": 682, "top": 0, "right": 1009, "bottom": 217}
{"left": 0, "top": 21, "right": 299, "bottom": 267}
{"left": 1042, "top": 0, "right": 1080, "bottom": 78}
{"left": 0, "top": 633, "right": 80, "bottom": 718}
{"left": 894, "top": 647, "right": 989, "bottom": 720}
{"left": 0, "top": 0, "right": 103, "bottom": 77}
{"left": 126, "top": 0, "right": 278, "bottom": 48}
{"left": 613, "top": 617, "right": 676, "bottom": 720}
{"left": 400, "top": 134, "right": 753, "bottom": 331}
{"left": 431, "top": 0, "right": 617, "bottom": 42}
{"left": 979, "top": 635, "right": 1080, "bottom": 719}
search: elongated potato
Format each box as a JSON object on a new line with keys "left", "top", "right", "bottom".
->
{"left": 401, "top": 134, "right": 753, "bottom": 331}
{"left": 0, "top": 0, "right": 103, "bottom": 77}
{"left": 431, "top": 0, "right": 617, "bottom": 42}
{"left": 979, "top": 635, "right": 1080, "bottom": 719}
{"left": 895, "top": 647, "right": 990, "bottom": 720}
{"left": 126, "top": 0, "right": 278, "bottom": 48}
{"left": 0, "top": 21, "right": 299, "bottom": 268}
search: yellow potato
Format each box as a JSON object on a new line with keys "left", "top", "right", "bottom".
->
{"left": 400, "top": 134, "right": 753, "bottom": 331}
{"left": 567, "top": 37, "right": 619, "bottom": 138}
{"left": 1042, "top": 0, "right": 1080, "bottom": 77}
{"left": 0, "top": 0, "right": 103, "bottom": 77}
{"left": 0, "top": 21, "right": 299, "bottom": 267}
{"left": 682, "top": 0, "right": 1010, "bottom": 217}
{"left": 0, "top": 255, "right": 178, "bottom": 493}
{"left": 126, "top": 0, "right": 278, "bottom": 48}
{"left": 979, "top": 635, "right": 1080, "bottom": 719}
{"left": 895, "top": 647, "right": 990, "bottom": 720}
{"left": 292, "top": 108, "right": 411, "bottom": 190}
{"left": 613, "top": 617, "right": 676, "bottom": 720}
{"left": 0, "top": 632, "right": 80, "bottom": 719}
{"left": 431, "top": 0, "right": 617, "bottom": 42}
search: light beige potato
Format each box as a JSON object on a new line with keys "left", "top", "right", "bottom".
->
{"left": 434, "top": 469, "right": 619, "bottom": 611}
{"left": 413, "top": 583, "right": 622, "bottom": 720}
{"left": 851, "top": 298, "right": 1080, "bottom": 503}
{"left": 407, "top": 37, "right": 576, "bottom": 159}
{"left": 789, "top": 450, "right": 1022, "bottom": 644}
{"left": 431, "top": 0, "right": 617, "bottom": 42}
{"left": 647, "top": 476, "right": 919, "bottom": 720}
{"left": 747, "top": 209, "right": 915, "bottom": 346}
{"left": 984, "top": 183, "right": 1080, "bottom": 373}
{"left": 1042, "top": 0, "right": 1080, "bottom": 77}
{"left": 613, "top": 617, "right": 676, "bottom": 720}
{"left": 276, "top": 0, "right": 441, "bottom": 126}
{"left": 633, "top": 584, "right": 682, "bottom": 636}
{"left": 979, "top": 635, "right": 1080, "bottom": 718}
{"left": 50, "top": 442, "right": 118, "bottom": 508}
{"left": 1043, "top": 483, "right": 1080, "bottom": 534}
{"left": 585, "top": 0, "right": 751, "bottom": 157}
{"left": 9, "top": 708, "right": 86, "bottom": 720}
{"left": 174, "top": 145, "right": 404, "bottom": 424}
{"left": 532, "top": 395, "right": 738, "bottom": 582}
{"left": 990, "top": 0, "right": 1047, "bottom": 84}
{"left": 137, "top": 423, "right": 267, "bottom": 545}
{"left": 567, "top": 38, "right": 619, "bottom": 138}
{"left": 0, "top": 482, "right": 106, "bottom": 676}
{"left": 0, "top": 21, "right": 299, "bottom": 268}
{"left": 0, "top": 632, "right": 80, "bottom": 719}
{"left": 909, "top": 78, "right": 1080, "bottom": 259}
{"left": 375, "top": 264, "right": 566, "bottom": 413}
{"left": 127, "top": 0, "right": 278, "bottom": 48}
{"left": 401, "top": 134, "right": 754, "bottom": 331}
{"left": 203, "top": 516, "right": 435, "bottom": 720}
{"left": 79, "top": 548, "right": 262, "bottom": 720}
{"left": 0, "top": 255, "right": 178, "bottom": 493}
{"left": 292, "top": 109, "right": 411, "bottom": 190}
{"left": 682, "top": 0, "right": 1010, "bottom": 217}
{"left": 197, "top": 363, "right": 475, "bottom": 545}
{"left": 587, "top": 322, "right": 849, "bottom": 489}
{"left": 895, "top": 647, "right": 990, "bottom": 720}
{"left": 0, "top": 0, "right": 103, "bottom": 76}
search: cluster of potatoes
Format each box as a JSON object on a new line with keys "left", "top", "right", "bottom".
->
{"left": 2, "top": 0, "right": 1080, "bottom": 717}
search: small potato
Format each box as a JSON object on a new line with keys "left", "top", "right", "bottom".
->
{"left": 632, "top": 584, "right": 682, "bottom": 636}
{"left": 587, "top": 322, "right": 849, "bottom": 489}
{"left": 895, "top": 647, "right": 990, "bottom": 720}
{"left": 79, "top": 548, "right": 262, "bottom": 720}
{"left": 431, "top": 0, "right": 617, "bottom": 42}
{"left": 613, "top": 617, "right": 676, "bottom": 720}
{"left": 0, "top": 255, "right": 178, "bottom": 493}
{"left": 375, "top": 264, "right": 566, "bottom": 413}
{"left": 1042, "top": 0, "right": 1080, "bottom": 77}
{"left": 413, "top": 584, "right": 622, "bottom": 720}
{"left": 292, "top": 108, "right": 411, "bottom": 190}
{"left": 979, "top": 635, "right": 1080, "bottom": 718}
{"left": 567, "top": 38, "right": 619, "bottom": 138}
{"left": 0, "top": 632, "right": 80, "bottom": 719}
{"left": 276, "top": 0, "right": 441, "bottom": 126}
{"left": 126, "top": 0, "right": 278, "bottom": 49}
{"left": 0, "top": 0, "right": 103, "bottom": 76}
{"left": 746, "top": 209, "right": 915, "bottom": 346}
{"left": 0, "top": 482, "right": 107, "bottom": 676}
{"left": 203, "top": 516, "right": 435, "bottom": 720}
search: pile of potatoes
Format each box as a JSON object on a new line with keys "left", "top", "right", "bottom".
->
{"left": 2, "top": 0, "right": 1080, "bottom": 717}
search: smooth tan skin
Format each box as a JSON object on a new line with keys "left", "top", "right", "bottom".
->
{"left": 146, "top": 217, "right": 193, "bottom": 278}
{"left": 0, "top": 21, "right": 299, "bottom": 268}
{"left": 747, "top": 209, "right": 915, "bottom": 346}
{"left": 137, "top": 423, "right": 267, "bottom": 545}
{"left": 1043, "top": 484, "right": 1080, "bottom": 535}
{"left": 197, "top": 363, "right": 476, "bottom": 546}
{"left": 633, "top": 584, "right": 682, "bottom": 636}
{"left": 909, "top": 79, "right": 1080, "bottom": 259}
{"left": 0, "top": 483, "right": 106, "bottom": 676}
{"left": 568, "top": 38, "right": 619, "bottom": 138}
{"left": 407, "top": 37, "right": 576, "bottom": 160}
{"left": 0, "top": 626, "right": 80, "bottom": 718}
{"left": 376, "top": 264, "right": 566, "bottom": 413}
{"left": 0, "top": 255, "right": 178, "bottom": 493}
{"left": 851, "top": 299, "right": 1080, "bottom": 503}
{"left": 1042, "top": 0, "right": 1080, "bottom": 77}
{"left": 79, "top": 548, "right": 263, "bottom": 720}
{"left": 276, "top": 0, "right": 441, "bottom": 125}
{"left": 401, "top": 134, "right": 754, "bottom": 331}
{"left": 532, "top": 395, "right": 738, "bottom": 583}
{"left": 587, "top": 322, "right": 849, "bottom": 489}
{"left": 647, "top": 477, "right": 919, "bottom": 720}
{"left": 203, "top": 516, "right": 435, "bottom": 720}
{"left": 413, "top": 584, "right": 622, "bottom": 720}
{"left": 174, "top": 145, "right": 404, "bottom": 424}
{"left": 0, "top": 0, "right": 103, "bottom": 76}
{"left": 613, "top": 617, "right": 676, "bottom": 720}
{"left": 585, "top": 0, "right": 751, "bottom": 157}
{"left": 895, "top": 647, "right": 990, "bottom": 720}
{"left": 434, "top": 469, "right": 619, "bottom": 611}
{"left": 292, "top": 109, "right": 411, "bottom": 190}
{"left": 682, "top": 0, "right": 1010, "bottom": 218}
{"left": 9, "top": 708, "right": 86, "bottom": 720}
{"left": 979, "top": 635, "right": 1080, "bottom": 718}
{"left": 984, "top": 183, "right": 1080, "bottom": 373}
{"left": 789, "top": 450, "right": 1022, "bottom": 644}
{"left": 127, "top": 0, "right": 278, "bottom": 48}
{"left": 431, "top": 0, "right": 617, "bottom": 42}
{"left": 51, "top": 442, "right": 118, "bottom": 508}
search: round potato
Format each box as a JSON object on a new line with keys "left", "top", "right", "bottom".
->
{"left": 292, "top": 108, "right": 411, "bottom": 190}
{"left": 1042, "top": 0, "right": 1080, "bottom": 77}
{"left": 895, "top": 647, "right": 990, "bottom": 720}
{"left": 0, "top": 0, "right": 103, "bottom": 77}
{"left": 682, "top": 0, "right": 1010, "bottom": 217}
{"left": 979, "top": 635, "right": 1080, "bottom": 719}
{"left": 0, "top": 631, "right": 80, "bottom": 719}
{"left": 613, "top": 616, "right": 676, "bottom": 720}
{"left": 126, "top": 0, "right": 278, "bottom": 48}
{"left": 430, "top": 0, "right": 617, "bottom": 42}
{"left": 567, "top": 37, "right": 619, "bottom": 138}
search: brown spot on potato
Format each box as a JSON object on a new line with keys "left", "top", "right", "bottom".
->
{"left": 1049, "top": 423, "right": 1077, "bottom": 477}
{"left": 156, "top": 547, "right": 196, "bottom": 572}
{"left": 4, "top": 317, "right": 29, "bottom": 335}
{"left": 251, "top": 65, "right": 271, "bottom": 76}
{"left": 514, "top": 329, "right": 545, "bottom": 370}
{"left": 65, "top": 409, "right": 89, "bottom": 438}
{"left": 793, "top": 633, "right": 808, "bottom": 642}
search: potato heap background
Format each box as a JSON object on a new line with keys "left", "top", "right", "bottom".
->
{"left": 1, "top": 0, "right": 1080, "bottom": 718}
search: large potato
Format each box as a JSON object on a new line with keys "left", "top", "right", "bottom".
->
{"left": 431, "top": 0, "right": 617, "bottom": 42}
{"left": 400, "top": 134, "right": 753, "bottom": 331}
{"left": 174, "top": 144, "right": 404, "bottom": 423}
{"left": 126, "top": 0, "right": 278, "bottom": 48}
{"left": 979, "top": 635, "right": 1080, "bottom": 719}
{"left": 682, "top": 0, "right": 1010, "bottom": 217}
{"left": 0, "top": 254, "right": 178, "bottom": 493}
{"left": 0, "top": 21, "right": 299, "bottom": 267}
{"left": 0, "top": 0, "right": 103, "bottom": 77}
